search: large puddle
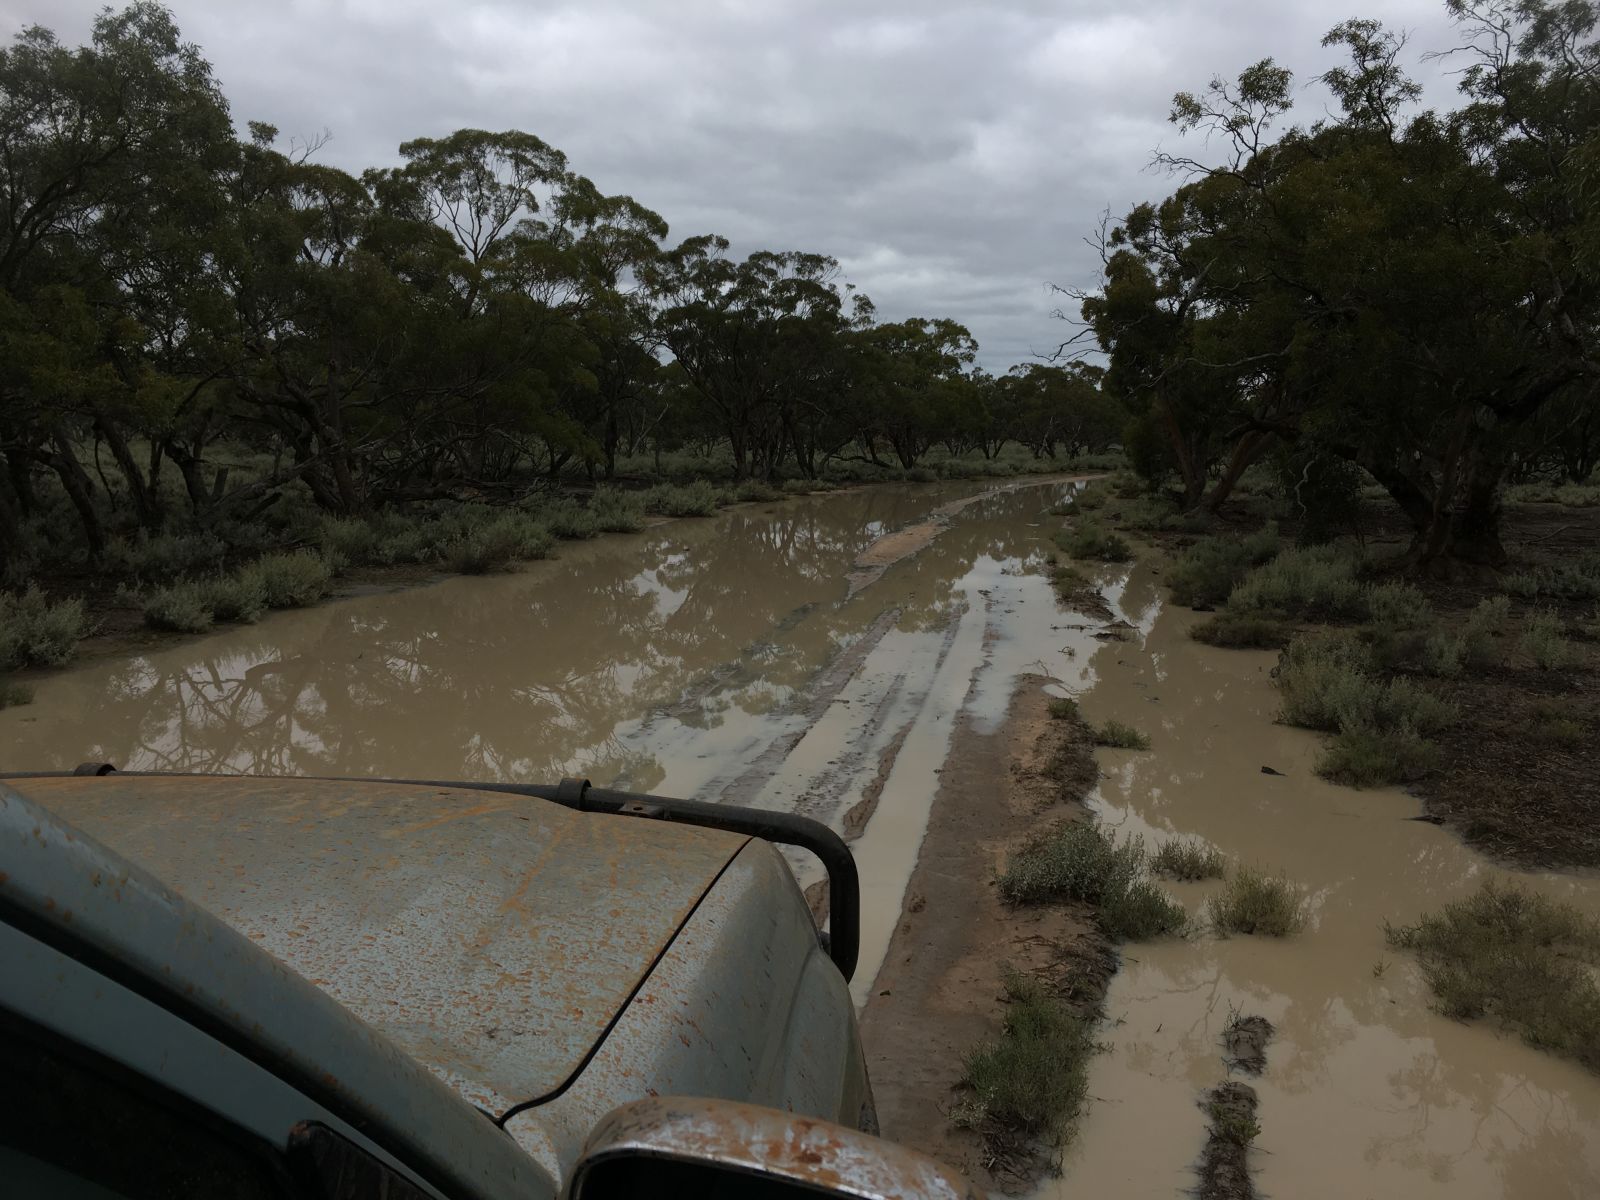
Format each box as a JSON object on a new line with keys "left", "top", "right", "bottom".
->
{"left": 0, "top": 478, "right": 1099, "bottom": 1005}
{"left": 1043, "top": 562, "right": 1600, "bottom": 1200}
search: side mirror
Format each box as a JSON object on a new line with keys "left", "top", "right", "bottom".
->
{"left": 567, "top": 1097, "right": 980, "bottom": 1199}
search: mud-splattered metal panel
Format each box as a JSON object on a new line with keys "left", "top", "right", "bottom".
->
{"left": 570, "top": 1096, "right": 980, "bottom": 1199}
{"left": 13, "top": 776, "right": 747, "bottom": 1114}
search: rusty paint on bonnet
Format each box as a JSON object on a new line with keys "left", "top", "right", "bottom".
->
{"left": 570, "top": 1096, "right": 981, "bottom": 1199}
{"left": 503, "top": 838, "right": 872, "bottom": 1182}
{"left": 13, "top": 775, "right": 748, "bottom": 1115}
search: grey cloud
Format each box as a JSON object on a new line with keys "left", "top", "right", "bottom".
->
{"left": 11, "top": 0, "right": 1466, "bottom": 369}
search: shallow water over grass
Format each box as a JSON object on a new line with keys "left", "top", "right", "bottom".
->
{"left": 1039, "top": 562, "right": 1600, "bottom": 1200}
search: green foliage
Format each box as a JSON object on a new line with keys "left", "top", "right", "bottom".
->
{"left": 538, "top": 501, "right": 598, "bottom": 541}
{"left": 440, "top": 513, "right": 555, "bottom": 574}
{"left": 1151, "top": 838, "right": 1229, "bottom": 881}
{"left": 142, "top": 582, "right": 215, "bottom": 633}
{"left": 0, "top": 679, "right": 33, "bottom": 708}
{"left": 1228, "top": 544, "right": 1366, "bottom": 620}
{"left": 1504, "top": 481, "right": 1600, "bottom": 506}
{"left": 1386, "top": 882, "right": 1600, "bottom": 1071}
{"left": 1093, "top": 719, "right": 1151, "bottom": 749}
{"left": 1275, "top": 634, "right": 1455, "bottom": 736}
{"left": 1190, "top": 611, "right": 1291, "bottom": 649}
{"left": 316, "top": 518, "right": 380, "bottom": 564}
{"left": 1054, "top": 522, "right": 1133, "bottom": 563}
{"left": 1424, "top": 594, "right": 1512, "bottom": 675}
{"left": 1000, "top": 821, "right": 1186, "bottom": 942}
{"left": 1167, "top": 524, "right": 1281, "bottom": 608}
{"left": 954, "top": 971, "right": 1097, "bottom": 1147}
{"left": 1047, "top": 696, "right": 1079, "bottom": 720}
{"left": 1521, "top": 610, "right": 1572, "bottom": 670}
{"left": 201, "top": 570, "right": 267, "bottom": 623}
{"left": 1366, "top": 582, "right": 1432, "bottom": 630}
{"left": 1530, "top": 701, "right": 1586, "bottom": 749}
{"left": 1503, "top": 557, "right": 1600, "bottom": 601}
{"left": 589, "top": 488, "right": 647, "bottom": 533}
{"left": 1207, "top": 867, "right": 1307, "bottom": 937}
{"left": 1317, "top": 725, "right": 1441, "bottom": 787}
{"left": 644, "top": 481, "right": 723, "bottom": 517}
{"left": 255, "top": 552, "right": 333, "bottom": 608}
{"left": 733, "top": 479, "right": 785, "bottom": 502}
{"left": 0, "top": 588, "right": 87, "bottom": 669}
{"left": 106, "top": 531, "right": 227, "bottom": 581}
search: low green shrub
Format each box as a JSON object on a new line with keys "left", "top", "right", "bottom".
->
{"left": 733, "top": 479, "right": 785, "bottom": 503}
{"left": 0, "top": 588, "right": 88, "bottom": 669}
{"left": 1386, "top": 881, "right": 1600, "bottom": 1071}
{"left": 1503, "top": 558, "right": 1600, "bottom": 601}
{"left": 543, "top": 500, "right": 601, "bottom": 541}
{"left": 1530, "top": 701, "right": 1586, "bottom": 749}
{"left": 1366, "top": 582, "right": 1432, "bottom": 630}
{"left": 1094, "top": 720, "right": 1151, "bottom": 749}
{"left": 0, "top": 678, "right": 32, "bottom": 708}
{"left": 317, "top": 517, "right": 380, "bottom": 564}
{"left": 1055, "top": 522, "right": 1133, "bottom": 563}
{"left": 1275, "top": 635, "right": 1455, "bottom": 736}
{"left": 1228, "top": 543, "right": 1366, "bottom": 619}
{"left": 105, "top": 531, "right": 227, "bottom": 581}
{"left": 644, "top": 480, "right": 723, "bottom": 517}
{"left": 586, "top": 488, "right": 646, "bottom": 532}
{"left": 202, "top": 569, "right": 268, "bottom": 624}
{"left": 1421, "top": 595, "right": 1511, "bottom": 676}
{"left": 1047, "top": 696, "right": 1079, "bottom": 720}
{"left": 1000, "top": 821, "right": 1186, "bottom": 941}
{"left": 1190, "top": 612, "right": 1291, "bottom": 649}
{"left": 1504, "top": 481, "right": 1600, "bottom": 507}
{"left": 255, "top": 552, "right": 333, "bottom": 608}
{"left": 1151, "top": 838, "right": 1229, "bottom": 881}
{"left": 1521, "top": 609, "right": 1572, "bottom": 670}
{"left": 1207, "top": 867, "right": 1307, "bottom": 936}
{"left": 954, "top": 971, "right": 1097, "bottom": 1148}
{"left": 143, "top": 583, "right": 215, "bottom": 633}
{"left": 1317, "top": 725, "right": 1441, "bottom": 786}
{"left": 1167, "top": 525, "right": 1281, "bottom": 609}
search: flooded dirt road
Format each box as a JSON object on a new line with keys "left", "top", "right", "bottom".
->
{"left": 0, "top": 478, "right": 1096, "bottom": 1003}
{"left": 1043, "top": 561, "right": 1600, "bottom": 1200}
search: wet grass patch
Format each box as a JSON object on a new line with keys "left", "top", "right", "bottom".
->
{"left": 954, "top": 971, "right": 1098, "bottom": 1172}
{"left": 1207, "top": 867, "right": 1307, "bottom": 937}
{"left": 1190, "top": 611, "right": 1292, "bottom": 649}
{"left": 1093, "top": 719, "right": 1151, "bottom": 749}
{"left": 1000, "top": 821, "right": 1186, "bottom": 942}
{"left": 1197, "top": 1081, "right": 1261, "bottom": 1200}
{"left": 1152, "top": 838, "right": 1229, "bottom": 881}
{"left": 1054, "top": 521, "right": 1132, "bottom": 563}
{"left": 1386, "top": 881, "right": 1600, "bottom": 1072}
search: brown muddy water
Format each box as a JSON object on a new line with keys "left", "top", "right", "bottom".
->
{"left": 0, "top": 478, "right": 1102, "bottom": 1007}
{"left": 1041, "top": 561, "right": 1600, "bottom": 1200}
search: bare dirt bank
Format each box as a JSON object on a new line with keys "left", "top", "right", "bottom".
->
{"left": 857, "top": 678, "right": 1110, "bottom": 1192}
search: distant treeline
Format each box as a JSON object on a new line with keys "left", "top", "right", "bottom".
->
{"left": 1079, "top": 2, "right": 1600, "bottom": 567}
{"left": 0, "top": 3, "right": 1121, "bottom": 575}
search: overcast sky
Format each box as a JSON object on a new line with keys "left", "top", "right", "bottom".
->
{"left": 10, "top": 0, "right": 1470, "bottom": 371}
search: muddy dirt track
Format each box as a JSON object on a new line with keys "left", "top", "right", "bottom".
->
{"left": 6, "top": 479, "right": 1599, "bottom": 1197}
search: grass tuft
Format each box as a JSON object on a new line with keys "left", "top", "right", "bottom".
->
{"left": 1054, "top": 522, "right": 1133, "bottom": 563}
{"left": 1386, "top": 881, "right": 1600, "bottom": 1072}
{"left": 1000, "top": 821, "right": 1186, "bottom": 941}
{"left": 1093, "top": 719, "right": 1151, "bottom": 750}
{"left": 954, "top": 971, "right": 1097, "bottom": 1150}
{"left": 1190, "top": 611, "right": 1291, "bottom": 649}
{"left": 1151, "top": 838, "right": 1229, "bottom": 881}
{"left": 1521, "top": 609, "right": 1572, "bottom": 670}
{"left": 1047, "top": 696, "right": 1079, "bottom": 720}
{"left": 1207, "top": 867, "right": 1307, "bottom": 937}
